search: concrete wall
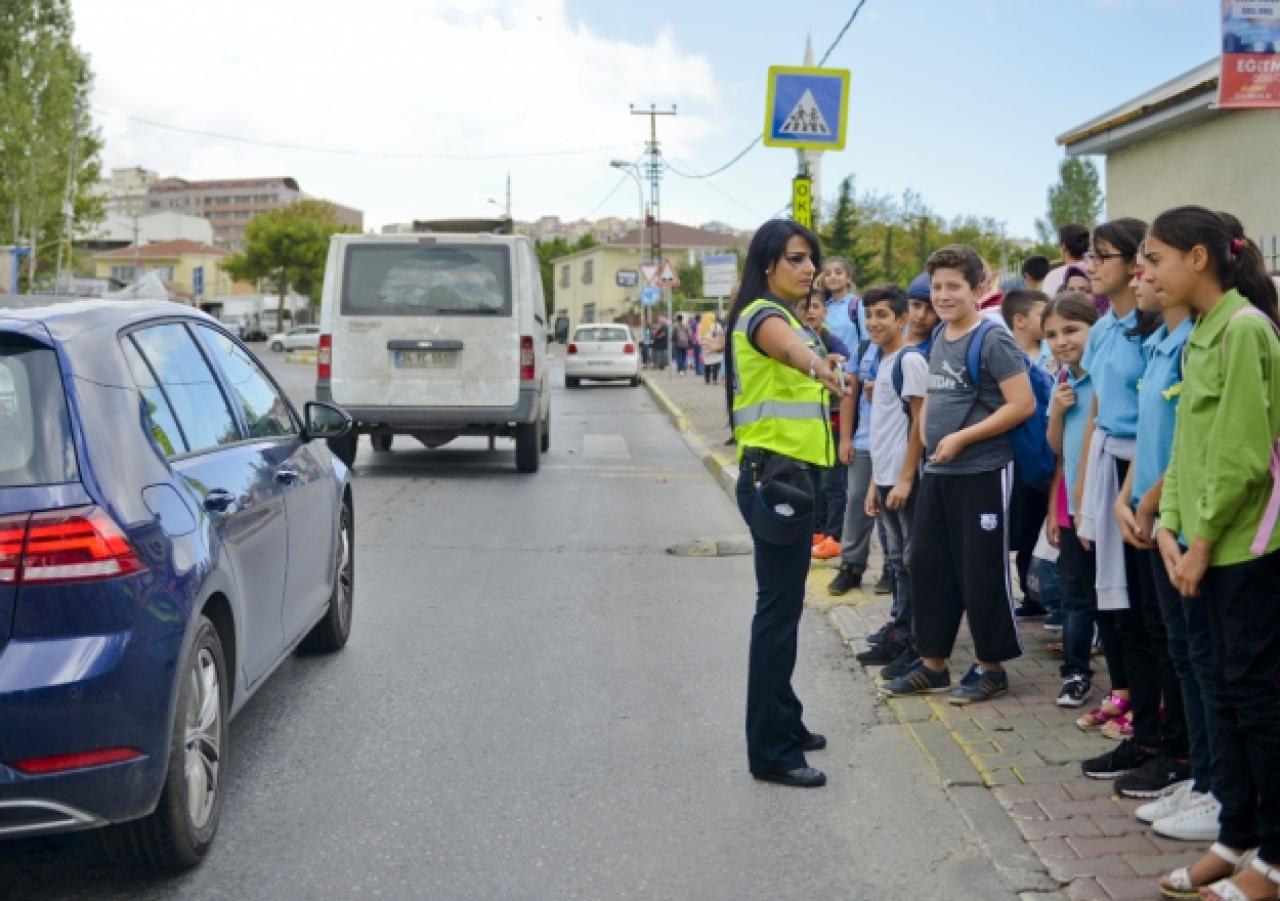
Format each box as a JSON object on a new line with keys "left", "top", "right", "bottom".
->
{"left": 1106, "top": 109, "right": 1280, "bottom": 260}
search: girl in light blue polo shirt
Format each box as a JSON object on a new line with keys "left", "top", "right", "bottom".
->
{"left": 1114, "top": 256, "right": 1217, "bottom": 837}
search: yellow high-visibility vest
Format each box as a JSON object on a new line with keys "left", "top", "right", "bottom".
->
{"left": 731, "top": 298, "right": 833, "bottom": 466}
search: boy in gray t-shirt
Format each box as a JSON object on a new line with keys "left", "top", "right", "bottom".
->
{"left": 881, "top": 245, "right": 1036, "bottom": 706}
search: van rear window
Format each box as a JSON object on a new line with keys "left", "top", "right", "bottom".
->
{"left": 342, "top": 244, "right": 512, "bottom": 317}
{"left": 0, "top": 339, "right": 79, "bottom": 487}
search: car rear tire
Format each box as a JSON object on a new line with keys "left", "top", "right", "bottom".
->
{"left": 299, "top": 495, "right": 354, "bottom": 654}
{"left": 104, "top": 615, "right": 228, "bottom": 871}
{"left": 630, "top": 375, "right": 641, "bottom": 387}
{"left": 370, "top": 433, "right": 392, "bottom": 452}
{"left": 270, "top": 341, "right": 284, "bottom": 352}
{"left": 515, "top": 419, "right": 541, "bottom": 473}
{"left": 565, "top": 376, "right": 579, "bottom": 388}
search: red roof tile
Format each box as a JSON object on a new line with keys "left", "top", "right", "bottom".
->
{"left": 95, "top": 239, "right": 229, "bottom": 260}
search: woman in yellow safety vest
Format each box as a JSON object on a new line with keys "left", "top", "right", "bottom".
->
{"left": 723, "top": 219, "right": 848, "bottom": 788}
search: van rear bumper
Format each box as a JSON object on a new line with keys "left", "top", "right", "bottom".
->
{"left": 315, "top": 385, "right": 540, "bottom": 428}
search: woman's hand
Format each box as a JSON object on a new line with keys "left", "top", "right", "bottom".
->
{"left": 1171, "top": 537, "right": 1211, "bottom": 598}
{"left": 815, "top": 356, "right": 846, "bottom": 396}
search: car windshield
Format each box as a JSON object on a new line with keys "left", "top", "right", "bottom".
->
{"left": 0, "top": 338, "right": 79, "bottom": 487}
{"left": 574, "top": 327, "right": 630, "bottom": 342}
{"left": 342, "top": 243, "right": 512, "bottom": 316}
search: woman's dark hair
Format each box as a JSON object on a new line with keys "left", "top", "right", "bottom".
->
{"left": 723, "top": 219, "right": 822, "bottom": 419}
{"left": 1091, "top": 217, "right": 1160, "bottom": 338}
{"left": 1041, "top": 292, "right": 1100, "bottom": 330}
{"left": 1059, "top": 223, "right": 1091, "bottom": 260}
{"left": 1149, "top": 205, "right": 1280, "bottom": 325}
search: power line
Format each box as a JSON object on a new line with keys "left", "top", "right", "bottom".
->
{"left": 664, "top": 0, "right": 869, "bottom": 181}
{"left": 582, "top": 151, "right": 647, "bottom": 219}
{"left": 92, "top": 108, "right": 634, "bottom": 162}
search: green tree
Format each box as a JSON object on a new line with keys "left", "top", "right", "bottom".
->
{"left": 222, "top": 201, "right": 349, "bottom": 324}
{"left": 0, "top": 0, "right": 104, "bottom": 289}
{"left": 535, "top": 233, "right": 595, "bottom": 318}
{"left": 1034, "top": 158, "right": 1104, "bottom": 250}
{"left": 820, "top": 176, "right": 880, "bottom": 287}
{"left": 674, "top": 261, "right": 702, "bottom": 302}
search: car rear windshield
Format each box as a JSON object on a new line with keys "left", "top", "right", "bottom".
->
{"left": 342, "top": 243, "right": 512, "bottom": 317}
{"left": 0, "top": 338, "right": 79, "bottom": 487}
{"left": 574, "top": 327, "right": 630, "bottom": 342}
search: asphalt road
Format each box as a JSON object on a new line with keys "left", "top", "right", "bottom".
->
{"left": 0, "top": 346, "right": 1010, "bottom": 899}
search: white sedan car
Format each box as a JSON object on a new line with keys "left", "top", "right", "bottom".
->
{"left": 564, "top": 324, "right": 640, "bottom": 387}
{"left": 268, "top": 325, "right": 320, "bottom": 352}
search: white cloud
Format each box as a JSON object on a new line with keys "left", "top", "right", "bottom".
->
{"left": 73, "top": 0, "right": 719, "bottom": 227}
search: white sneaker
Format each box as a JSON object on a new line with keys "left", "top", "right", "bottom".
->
{"left": 1136, "top": 779, "right": 1193, "bottom": 824}
{"left": 1153, "top": 792, "right": 1222, "bottom": 842}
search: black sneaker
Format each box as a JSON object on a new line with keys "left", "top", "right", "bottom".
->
{"left": 856, "top": 632, "right": 912, "bottom": 666}
{"left": 873, "top": 572, "right": 892, "bottom": 595}
{"left": 1081, "top": 738, "right": 1154, "bottom": 780}
{"left": 1114, "top": 753, "right": 1192, "bottom": 799}
{"left": 865, "top": 623, "right": 892, "bottom": 645}
{"left": 1055, "top": 676, "right": 1093, "bottom": 708}
{"left": 1014, "top": 598, "right": 1048, "bottom": 618}
{"left": 827, "top": 565, "right": 862, "bottom": 595}
{"left": 879, "top": 647, "right": 918, "bottom": 681}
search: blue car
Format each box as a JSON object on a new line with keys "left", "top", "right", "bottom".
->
{"left": 0, "top": 299, "right": 355, "bottom": 870}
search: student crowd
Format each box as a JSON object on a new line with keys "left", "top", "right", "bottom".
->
{"left": 786, "top": 209, "right": 1280, "bottom": 901}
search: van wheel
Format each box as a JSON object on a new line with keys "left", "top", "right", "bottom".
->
{"left": 370, "top": 433, "right": 392, "bottom": 453}
{"left": 299, "top": 495, "right": 354, "bottom": 654}
{"left": 540, "top": 413, "right": 550, "bottom": 453}
{"left": 103, "top": 615, "right": 228, "bottom": 871}
{"left": 565, "top": 376, "right": 579, "bottom": 388}
{"left": 515, "top": 419, "right": 541, "bottom": 473}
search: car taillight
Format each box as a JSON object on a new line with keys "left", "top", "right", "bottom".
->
{"left": 318, "top": 333, "right": 332, "bottom": 380}
{"left": 520, "top": 335, "right": 535, "bottom": 380}
{"left": 623, "top": 342, "right": 636, "bottom": 354}
{"left": 566, "top": 343, "right": 578, "bottom": 355}
{"left": 9, "top": 746, "right": 144, "bottom": 775}
{"left": 0, "top": 507, "right": 145, "bottom": 585}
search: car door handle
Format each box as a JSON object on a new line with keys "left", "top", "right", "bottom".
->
{"left": 275, "top": 468, "right": 300, "bottom": 485}
{"left": 204, "top": 489, "right": 236, "bottom": 513}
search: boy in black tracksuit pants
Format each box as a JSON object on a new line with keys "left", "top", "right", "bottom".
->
{"left": 882, "top": 245, "right": 1036, "bottom": 705}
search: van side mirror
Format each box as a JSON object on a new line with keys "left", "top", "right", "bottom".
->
{"left": 303, "top": 401, "right": 352, "bottom": 441}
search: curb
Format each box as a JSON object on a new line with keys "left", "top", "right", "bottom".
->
{"left": 641, "top": 373, "right": 738, "bottom": 498}
{"left": 646, "top": 372, "right": 1055, "bottom": 898}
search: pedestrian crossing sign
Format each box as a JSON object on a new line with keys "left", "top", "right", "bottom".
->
{"left": 764, "top": 65, "right": 850, "bottom": 151}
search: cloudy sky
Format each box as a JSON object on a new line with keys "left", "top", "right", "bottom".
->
{"left": 73, "top": 0, "right": 1216, "bottom": 240}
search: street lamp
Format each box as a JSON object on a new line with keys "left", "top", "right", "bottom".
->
{"left": 610, "top": 160, "right": 646, "bottom": 261}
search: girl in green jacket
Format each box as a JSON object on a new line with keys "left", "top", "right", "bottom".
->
{"left": 1145, "top": 206, "right": 1280, "bottom": 901}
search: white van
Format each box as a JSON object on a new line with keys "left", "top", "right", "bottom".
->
{"left": 315, "top": 224, "right": 551, "bottom": 472}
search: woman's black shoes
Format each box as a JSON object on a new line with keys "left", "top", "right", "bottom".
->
{"left": 800, "top": 733, "right": 827, "bottom": 751}
{"left": 752, "top": 767, "right": 827, "bottom": 788}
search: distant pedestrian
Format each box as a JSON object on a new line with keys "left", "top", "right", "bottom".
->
{"left": 673, "top": 314, "right": 691, "bottom": 374}
{"left": 724, "top": 218, "right": 846, "bottom": 789}
{"left": 652, "top": 317, "right": 669, "bottom": 370}
{"left": 1021, "top": 255, "right": 1051, "bottom": 292}
{"left": 1043, "top": 223, "right": 1091, "bottom": 296}
{"left": 700, "top": 317, "right": 725, "bottom": 384}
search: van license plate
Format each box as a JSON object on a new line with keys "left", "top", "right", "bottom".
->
{"left": 396, "top": 350, "right": 457, "bottom": 369}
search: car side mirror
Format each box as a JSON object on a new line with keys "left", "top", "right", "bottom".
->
{"left": 303, "top": 401, "right": 352, "bottom": 441}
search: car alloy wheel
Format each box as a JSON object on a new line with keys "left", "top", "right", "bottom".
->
{"left": 184, "top": 646, "right": 222, "bottom": 830}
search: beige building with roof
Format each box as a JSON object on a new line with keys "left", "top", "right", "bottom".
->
{"left": 1059, "top": 59, "right": 1280, "bottom": 268}
{"left": 93, "top": 239, "right": 239, "bottom": 300}
{"left": 549, "top": 222, "right": 745, "bottom": 333}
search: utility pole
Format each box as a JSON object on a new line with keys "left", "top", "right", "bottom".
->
{"left": 629, "top": 103, "right": 676, "bottom": 373}
{"left": 55, "top": 99, "right": 84, "bottom": 294}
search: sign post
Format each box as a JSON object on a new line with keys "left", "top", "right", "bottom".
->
{"left": 764, "top": 64, "right": 850, "bottom": 227}
{"left": 702, "top": 253, "right": 738, "bottom": 318}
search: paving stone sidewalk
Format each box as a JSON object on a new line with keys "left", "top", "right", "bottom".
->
{"left": 646, "top": 368, "right": 1208, "bottom": 901}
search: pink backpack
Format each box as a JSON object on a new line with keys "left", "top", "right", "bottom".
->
{"left": 1227, "top": 306, "right": 1280, "bottom": 555}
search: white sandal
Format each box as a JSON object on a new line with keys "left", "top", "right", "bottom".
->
{"left": 1159, "top": 843, "right": 1247, "bottom": 900}
{"left": 1200, "top": 853, "right": 1278, "bottom": 901}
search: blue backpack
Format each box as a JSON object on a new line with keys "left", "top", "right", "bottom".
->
{"left": 944, "top": 319, "right": 1056, "bottom": 488}
{"left": 889, "top": 345, "right": 927, "bottom": 419}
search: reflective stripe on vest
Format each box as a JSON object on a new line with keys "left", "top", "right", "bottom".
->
{"left": 731, "top": 298, "right": 833, "bottom": 467}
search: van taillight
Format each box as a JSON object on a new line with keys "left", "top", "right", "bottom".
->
{"left": 623, "top": 343, "right": 636, "bottom": 355}
{"left": 318, "top": 333, "right": 332, "bottom": 380}
{"left": 0, "top": 507, "right": 145, "bottom": 585}
{"left": 520, "top": 336, "right": 535, "bottom": 380}
{"left": 566, "top": 343, "right": 578, "bottom": 355}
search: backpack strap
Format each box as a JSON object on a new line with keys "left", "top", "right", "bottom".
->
{"left": 891, "top": 346, "right": 925, "bottom": 418}
{"left": 965, "top": 318, "right": 999, "bottom": 395}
